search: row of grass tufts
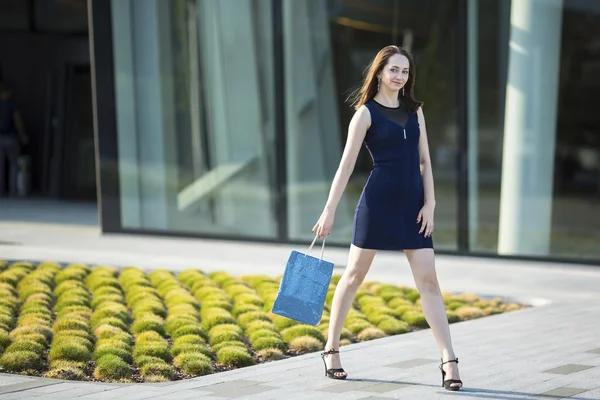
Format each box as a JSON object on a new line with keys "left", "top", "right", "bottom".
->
{"left": 215, "top": 272, "right": 288, "bottom": 362}
{"left": 88, "top": 266, "right": 134, "bottom": 382}
{"left": 0, "top": 262, "right": 59, "bottom": 374}
{"left": 180, "top": 270, "right": 255, "bottom": 369}
{"left": 120, "top": 267, "right": 174, "bottom": 382}
{"left": 147, "top": 270, "right": 214, "bottom": 376}
{"left": 45, "top": 263, "right": 94, "bottom": 380}
{"left": 0, "top": 262, "right": 29, "bottom": 358}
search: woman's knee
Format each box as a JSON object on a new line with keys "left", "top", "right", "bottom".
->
{"left": 343, "top": 246, "right": 375, "bottom": 289}
{"left": 344, "top": 268, "right": 368, "bottom": 289}
{"left": 414, "top": 269, "right": 440, "bottom": 293}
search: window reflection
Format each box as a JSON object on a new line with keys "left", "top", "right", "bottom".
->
{"left": 285, "top": 0, "right": 460, "bottom": 250}
{"left": 471, "top": 0, "right": 600, "bottom": 260}
{"left": 111, "top": 0, "right": 277, "bottom": 238}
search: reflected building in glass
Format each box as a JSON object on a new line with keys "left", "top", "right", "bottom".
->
{"left": 89, "top": 0, "right": 600, "bottom": 263}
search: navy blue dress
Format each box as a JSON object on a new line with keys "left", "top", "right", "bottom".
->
{"left": 351, "top": 99, "right": 434, "bottom": 250}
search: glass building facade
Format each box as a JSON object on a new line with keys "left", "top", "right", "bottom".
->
{"left": 89, "top": 0, "right": 600, "bottom": 263}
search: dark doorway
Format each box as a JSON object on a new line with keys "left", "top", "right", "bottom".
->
{"left": 0, "top": 0, "right": 95, "bottom": 202}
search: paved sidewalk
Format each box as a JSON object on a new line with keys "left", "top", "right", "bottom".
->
{"left": 0, "top": 221, "right": 599, "bottom": 399}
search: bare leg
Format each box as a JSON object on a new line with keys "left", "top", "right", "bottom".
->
{"left": 324, "top": 244, "right": 376, "bottom": 378}
{"left": 404, "top": 248, "right": 462, "bottom": 388}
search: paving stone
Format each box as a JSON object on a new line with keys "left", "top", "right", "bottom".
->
{"left": 537, "top": 386, "right": 589, "bottom": 397}
{"left": 198, "top": 382, "right": 278, "bottom": 398}
{"left": 384, "top": 358, "right": 438, "bottom": 369}
{"left": 0, "top": 380, "right": 62, "bottom": 395}
{"left": 358, "top": 397, "right": 396, "bottom": 400}
{"left": 578, "top": 387, "right": 600, "bottom": 399}
{"left": 0, "top": 376, "right": 35, "bottom": 387}
{"left": 143, "top": 390, "right": 226, "bottom": 400}
{"left": 41, "top": 387, "right": 121, "bottom": 400}
{"left": 75, "top": 387, "right": 164, "bottom": 399}
{"left": 543, "top": 364, "right": 595, "bottom": 375}
{"left": 195, "top": 379, "right": 264, "bottom": 391}
{"left": 251, "top": 388, "right": 371, "bottom": 400}
{"left": 317, "top": 380, "right": 382, "bottom": 393}
{"left": 15, "top": 382, "right": 82, "bottom": 395}
{"left": 359, "top": 382, "right": 414, "bottom": 394}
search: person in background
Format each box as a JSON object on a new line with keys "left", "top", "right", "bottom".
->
{"left": 0, "top": 81, "right": 29, "bottom": 196}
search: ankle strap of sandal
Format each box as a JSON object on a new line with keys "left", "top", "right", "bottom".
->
{"left": 322, "top": 349, "right": 339, "bottom": 355}
{"left": 441, "top": 358, "right": 458, "bottom": 365}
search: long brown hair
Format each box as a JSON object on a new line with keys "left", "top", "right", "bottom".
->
{"left": 347, "top": 45, "right": 423, "bottom": 113}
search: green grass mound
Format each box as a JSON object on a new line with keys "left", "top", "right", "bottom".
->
{"left": 281, "top": 325, "right": 326, "bottom": 345}
{"left": 94, "top": 354, "right": 133, "bottom": 381}
{"left": 133, "top": 342, "right": 172, "bottom": 363}
{"left": 256, "top": 348, "right": 286, "bottom": 361}
{"left": 171, "top": 343, "right": 212, "bottom": 359}
{"left": 245, "top": 320, "right": 279, "bottom": 335}
{"left": 48, "top": 342, "right": 91, "bottom": 363}
{"left": 401, "top": 311, "right": 429, "bottom": 328}
{"left": 248, "top": 329, "right": 280, "bottom": 343}
{"left": 173, "top": 334, "right": 205, "bottom": 346}
{"left": 212, "top": 340, "right": 246, "bottom": 353}
{"left": 357, "top": 327, "right": 387, "bottom": 341}
{"left": 44, "top": 367, "right": 88, "bottom": 381}
{"left": 173, "top": 352, "right": 214, "bottom": 375}
{"left": 131, "top": 315, "right": 166, "bottom": 337}
{"left": 288, "top": 336, "right": 323, "bottom": 353}
{"left": 5, "top": 339, "right": 45, "bottom": 354}
{"left": 172, "top": 324, "right": 209, "bottom": 341}
{"left": 216, "top": 347, "right": 255, "bottom": 368}
{"left": 377, "top": 318, "right": 411, "bottom": 335}
{"left": 251, "top": 336, "right": 287, "bottom": 352}
{"left": 345, "top": 318, "right": 372, "bottom": 334}
{"left": 0, "top": 350, "right": 44, "bottom": 372}
{"left": 93, "top": 347, "right": 133, "bottom": 364}
{"left": 140, "top": 361, "right": 174, "bottom": 380}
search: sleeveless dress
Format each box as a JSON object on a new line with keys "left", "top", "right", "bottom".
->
{"left": 351, "top": 99, "right": 434, "bottom": 250}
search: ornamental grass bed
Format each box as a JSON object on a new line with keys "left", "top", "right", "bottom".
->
{"left": 0, "top": 260, "right": 526, "bottom": 382}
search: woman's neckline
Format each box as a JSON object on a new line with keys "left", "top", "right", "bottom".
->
{"left": 372, "top": 99, "right": 401, "bottom": 110}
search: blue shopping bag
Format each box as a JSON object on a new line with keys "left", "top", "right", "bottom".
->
{"left": 272, "top": 234, "right": 334, "bottom": 326}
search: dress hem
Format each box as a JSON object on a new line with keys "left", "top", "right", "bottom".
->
{"left": 351, "top": 242, "right": 434, "bottom": 251}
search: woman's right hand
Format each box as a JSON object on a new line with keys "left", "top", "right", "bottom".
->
{"left": 312, "top": 208, "right": 335, "bottom": 238}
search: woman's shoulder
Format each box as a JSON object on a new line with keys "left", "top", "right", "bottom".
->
{"left": 356, "top": 103, "right": 373, "bottom": 119}
{"left": 351, "top": 103, "right": 373, "bottom": 130}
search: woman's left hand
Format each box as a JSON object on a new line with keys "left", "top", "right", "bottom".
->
{"left": 417, "top": 203, "right": 435, "bottom": 238}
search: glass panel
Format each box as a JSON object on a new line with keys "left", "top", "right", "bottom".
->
{"left": 284, "top": 0, "right": 460, "bottom": 250}
{"left": 468, "top": 0, "right": 510, "bottom": 252}
{"left": 551, "top": 0, "right": 600, "bottom": 259}
{"left": 471, "top": 0, "right": 600, "bottom": 261}
{"left": 110, "top": 0, "right": 277, "bottom": 238}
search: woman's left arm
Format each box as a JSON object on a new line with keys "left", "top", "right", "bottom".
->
{"left": 416, "top": 107, "right": 435, "bottom": 237}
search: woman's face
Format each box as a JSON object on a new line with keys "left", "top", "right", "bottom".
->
{"left": 378, "top": 54, "right": 410, "bottom": 92}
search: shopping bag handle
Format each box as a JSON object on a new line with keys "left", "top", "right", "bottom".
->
{"left": 307, "top": 233, "right": 326, "bottom": 260}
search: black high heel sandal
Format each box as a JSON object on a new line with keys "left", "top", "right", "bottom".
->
{"left": 440, "top": 358, "right": 463, "bottom": 391}
{"left": 320, "top": 349, "right": 347, "bottom": 380}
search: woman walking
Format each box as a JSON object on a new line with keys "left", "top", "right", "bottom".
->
{"left": 313, "top": 45, "right": 463, "bottom": 391}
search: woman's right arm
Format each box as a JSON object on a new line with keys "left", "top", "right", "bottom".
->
{"left": 313, "top": 105, "right": 371, "bottom": 237}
